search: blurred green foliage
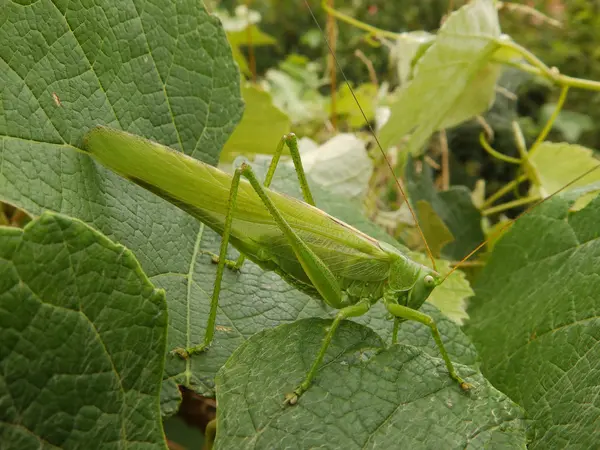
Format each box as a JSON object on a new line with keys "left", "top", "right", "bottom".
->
{"left": 501, "top": 0, "right": 600, "bottom": 149}
{"left": 218, "top": 0, "right": 450, "bottom": 84}
{"left": 213, "top": 0, "right": 600, "bottom": 149}
{"left": 213, "top": 0, "right": 600, "bottom": 222}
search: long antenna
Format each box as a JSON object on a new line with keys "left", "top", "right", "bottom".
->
{"left": 303, "top": 0, "right": 438, "bottom": 271}
{"left": 443, "top": 163, "right": 600, "bottom": 282}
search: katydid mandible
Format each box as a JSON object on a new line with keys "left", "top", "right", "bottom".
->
{"left": 83, "top": 126, "right": 469, "bottom": 404}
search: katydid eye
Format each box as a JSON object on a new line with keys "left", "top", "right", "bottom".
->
{"left": 424, "top": 275, "right": 435, "bottom": 286}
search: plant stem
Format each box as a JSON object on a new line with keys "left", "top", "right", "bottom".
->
{"left": 508, "top": 120, "right": 549, "bottom": 198}
{"left": 326, "top": 0, "right": 337, "bottom": 130}
{"left": 497, "top": 51, "right": 600, "bottom": 92}
{"left": 497, "top": 2, "right": 563, "bottom": 29}
{"left": 321, "top": 0, "right": 400, "bottom": 40}
{"left": 354, "top": 49, "right": 378, "bottom": 86}
{"left": 245, "top": 1, "right": 257, "bottom": 82}
{"left": 498, "top": 39, "right": 560, "bottom": 81}
{"left": 482, "top": 173, "right": 528, "bottom": 209}
{"left": 439, "top": 130, "right": 449, "bottom": 191}
{"left": 511, "top": 121, "right": 528, "bottom": 160}
{"left": 529, "top": 85, "right": 569, "bottom": 155}
{"left": 482, "top": 195, "right": 540, "bottom": 216}
{"left": 479, "top": 132, "right": 522, "bottom": 164}
{"left": 559, "top": 74, "right": 600, "bottom": 91}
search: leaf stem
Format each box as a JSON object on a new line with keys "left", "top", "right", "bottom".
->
{"left": 479, "top": 132, "right": 522, "bottom": 164}
{"left": 497, "top": 39, "right": 560, "bottom": 82}
{"left": 320, "top": 0, "right": 400, "bottom": 40}
{"left": 326, "top": 0, "right": 338, "bottom": 130}
{"left": 482, "top": 195, "right": 540, "bottom": 216}
{"left": 529, "top": 85, "right": 569, "bottom": 156}
{"left": 244, "top": 2, "right": 257, "bottom": 82}
{"left": 439, "top": 130, "right": 449, "bottom": 191}
{"left": 511, "top": 121, "right": 528, "bottom": 161}
{"left": 482, "top": 173, "right": 528, "bottom": 209}
{"left": 354, "top": 49, "right": 378, "bottom": 86}
{"left": 497, "top": 1, "right": 563, "bottom": 29}
{"left": 496, "top": 43, "right": 600, "bottom": 92}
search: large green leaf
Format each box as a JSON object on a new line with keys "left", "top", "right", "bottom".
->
{"left": 1, "top": 0, "right": 242, "bottom": 412}
{"left": 466, "top": 192, "right": 600, "bottom": 448}
{"left": 378, "top": 0, "right": 501, "bottom": 154}
{"left": 333, "top": 82, "right": 378, "bottom": 129}
{"left": 529, "top": 142, "right": 600, "bottom": 195}
{"left": 390, "top": 31, "right": 435, "bottom": 85}
{"left": 221, "top": 84, "right": 290, "bottom": 161}
{"left": 0, "top": 212, "right": 167, "bottom": 449}
{"left": 295, "top": 133, "right": 373, "bottom": 201}
{"left": 215, "top": 319, "right": 526, "bottom": 449}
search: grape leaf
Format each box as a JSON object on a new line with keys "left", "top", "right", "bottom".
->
{"left": 378, "top": 0, "right": 501, "bottom": 154}
{"left": 529, "top": 142, "right": 600, "bottom": 195}
{"left": 294, "top": 133, "right": 373, "bottom": 201}
{"left": 220, "top": 84, "right": 290, "bottom": 161}
{"left": 466, "top": 191, "right": 600, "bottom": 448}
{"left": 390, "top": 31, "right": 435, "bottom": 85}
{"left": 215, "top": 319, "right": 526, "bottom": 449}
{"left": 0, "top": 212, "right": 167, "bottom": 449}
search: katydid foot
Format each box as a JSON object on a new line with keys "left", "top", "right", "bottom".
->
{"left": 440, "top": 350, "right": 472, "bottom": 391}
{"left": 171, "top": 343, "right": 210, "bottom": 359}
{"left": 448, "top": 370, "right": 472, "bottom": 391}
{"left": 210, "top": 255, "right": 239, "bottom": 270}
{"left": 284, "top": 382, "right": 310, "bottom": 406}
{"left": 202, "top": 251, "right": 241, "bottom": 270}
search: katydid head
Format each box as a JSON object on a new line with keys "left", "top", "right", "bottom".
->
{"left": 386, "top": 251, "right": 441, "bottom": 309}
{"left": 406, "top": 268, "right": 442, "bottom": 310}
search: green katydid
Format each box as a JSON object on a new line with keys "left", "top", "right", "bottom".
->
{"left": 83, "top": 126, "right": 468, "bottom": 404}
{"left": 82, "top": 128, "right": 600, "bottom": 407}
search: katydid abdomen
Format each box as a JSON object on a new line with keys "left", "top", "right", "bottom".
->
{"left": 83, "top": 125, "right": 466, "bottom": 403}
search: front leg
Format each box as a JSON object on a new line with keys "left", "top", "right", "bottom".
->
{"left": 385, "top": 302, "right": 471, "bottom": 391}
{"left": 285, "top": 299, "right": 372, "bottom": 405}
